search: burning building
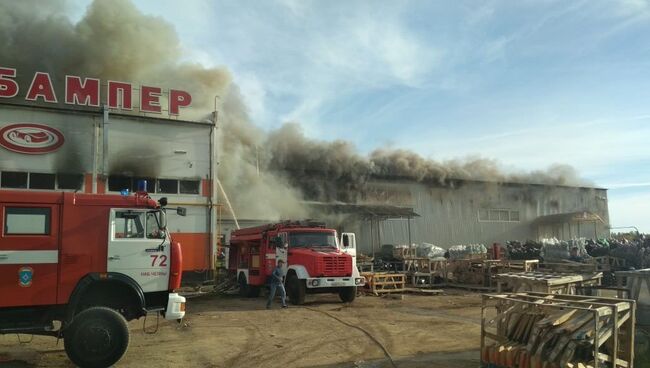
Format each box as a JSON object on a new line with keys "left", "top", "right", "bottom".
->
{"left": 0, "top": 0, "right": 611, "bottom": 281}
{"left": 308, "top": 178, "right": 610, "bottom": 256}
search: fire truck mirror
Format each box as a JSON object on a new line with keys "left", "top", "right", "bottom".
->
{"left": 176, "top": 207, "right": 187, "bottom": 217}
{"left": 342, "top": 235, "right": 350, "bottom": 247}
{"left": 159, "top": 210, "right": 167, "bottom": 229}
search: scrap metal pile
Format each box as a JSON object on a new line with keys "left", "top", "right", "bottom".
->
{"left": 368, "top": 243, "right": 449, "bottom": 271}
{"left": 589, "top": 237, "right": 650, "bottom": 269}
{"left": 448, "top": 244, "right": 488, "bottom": 260}
{"left": 505, "top": 236, "right": 650, "bottom": 269}
{"left": 505, "top": 239, "right": 588, "bottom": 262}
{"left": 505, "top": 240, "right": 543, "bottom": 260}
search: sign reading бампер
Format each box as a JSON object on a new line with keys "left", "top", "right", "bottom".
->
{"left": 0, "top": 66, "right": 192, "bottom": 116}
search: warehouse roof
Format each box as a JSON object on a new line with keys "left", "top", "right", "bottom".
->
{"left": 307, "top": 202, "right": 419, "bottom": 219}
{"left": 533, "top": 211, "right": 606, "bottom": 224}
{"left": 369, "top": 175, "right": 607, "bottom": 191}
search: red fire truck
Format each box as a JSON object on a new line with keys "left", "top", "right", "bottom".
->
{"left": 229, "top": 221, "right": 364, "bottom": 304}
{"left": 0, "top": 190, "right": 186, "bottom": 368}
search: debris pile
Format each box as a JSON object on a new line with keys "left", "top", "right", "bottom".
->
{"left": 503, "top": 236, "right": 650, "bottom": 269}
{"left": 448, "top": 244, "right": 487, "bottom": 260}
{"left": 604, "top": 237, "right": 650, "bottom": 269}
{"left": 539, "top": 238, "right": 589, "bottom": 262}
{"left": 416, "top": 243, "right": 446, "bottom": 259}
{"left": 505, "top": 240, "right": 542, "bottom": 260}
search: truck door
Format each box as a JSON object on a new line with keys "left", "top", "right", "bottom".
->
{"left": 341, "top": 232, "right": 358, "bottom": 274}
{"left": 107, "top": 209, "right": 170, "bottom": 293}
{"left": 0, "top": 204, "right": 60, "bottom": 308}
{"left": 276, "top": 232, "right": 288, "bottom": 274}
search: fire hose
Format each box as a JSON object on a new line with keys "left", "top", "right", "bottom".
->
{"left": 304, "top": 307, "right": 397, "bottom": 368}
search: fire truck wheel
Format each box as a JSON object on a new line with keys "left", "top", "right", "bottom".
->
{"left": 339, "top": 287, "right": 357, "bottom": 303}
{"left": 64, "top": 306, "right": 130, "bottom": 368}
{"left": 287, "top": 274, "right": 306, "bottom": 305}
{"left": 238, "top": 273, "right": 260, "bottom": 298}
{"left": 247, "top": 285, "right": 260, "bottom": 297}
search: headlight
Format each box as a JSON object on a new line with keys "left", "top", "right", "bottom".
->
{"left": 310, "top": 279, "right": 320, "bottom": 287}
{"left": 355, "top": 278, "right": 364, "bottom": 285}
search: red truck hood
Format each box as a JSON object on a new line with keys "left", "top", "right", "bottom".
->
{"left": 289, "top": 248, "right": 353, "bottom": 277}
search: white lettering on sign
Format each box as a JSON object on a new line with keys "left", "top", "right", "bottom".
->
{"left": 0, "top": 66, "right": 193, "bottom": 116}
{"left": 141, "top": 271, "right": 168, "bottom": 277}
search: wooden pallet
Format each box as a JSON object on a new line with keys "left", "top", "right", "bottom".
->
{"left": 404, "top": 258, "right": 447, "bottom": 287}
{"left": 481, "top": 292, "right": 636, "bottom": 368}
{"left": 393, "top": 246, "right": 416, "bottom": 260}
{"left": 495, "top": 271, "right": 602, "bottom": 294}
{"left": 502, "top": 259, "right": 539, "bottom": 272}
{"left": 540, "top": 262, "right": 598, "bottom": 274}
{"left": 616, "top": 268, "right": 650, "bottom": 326}
{"left": 445, "top": 259, "right": 537, "bottom": 289}
{"left": 360, "top": 272, "right": 406, "bottom": 295}
{"left": 403, "top": 287, "right": 444, "bottom": 295}
{"left": 592, "top": 256, "right": 627, "bottom": 272}
{"left": 444, "top": 283, "right": 496, "bottom": 292}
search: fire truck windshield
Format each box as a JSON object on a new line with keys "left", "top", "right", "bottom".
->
{"left": 288, "top": 232, "right": 337, "bottom": 249}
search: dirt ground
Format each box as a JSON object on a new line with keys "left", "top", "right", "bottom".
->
{"left": 0, "top": 290, "right": 484, "bottom": 368}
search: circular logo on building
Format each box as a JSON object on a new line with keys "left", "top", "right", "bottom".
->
{"left": 0, "top": 123, "right": 64, "bottom": 154}
{"left": 18, "top": 267, "right": 34, "bottom": 287}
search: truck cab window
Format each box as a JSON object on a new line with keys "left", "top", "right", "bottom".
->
{"left": 146, "top": 211, "right": 165, "bottom": 239}
{"left": 4, "top": 207, "right": 51, "bottom": 235}
{"left": 288, "top": 232, "right": 337, "bottom": 248}
{"left": 114, "top": 211, "right": 145, "bottom": 239}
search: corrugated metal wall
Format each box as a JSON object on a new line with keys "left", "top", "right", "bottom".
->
{"left": 354, "top": 179, "right": 610, "bottom": 254}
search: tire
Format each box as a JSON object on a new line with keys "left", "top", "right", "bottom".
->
{"left": 287, "top": 274, "right": 306, "bottom": 305}
{"left": 64, "top": 306, "right": 130, "bottom": 368}
{"left": 238, "top": 273, "right": 259, "bottom": 298}
{"left": 249, "top": 285, "right": 260, "bottom": 297}
{"left": 339, "top": 287, "right": 357, "bottom": 303}
{"left": 238, "top": 273, "right": 250, "bottom": 297}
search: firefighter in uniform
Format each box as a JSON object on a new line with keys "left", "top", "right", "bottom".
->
{"left": 267, "top": 259, "right": 288, "bottom": 309}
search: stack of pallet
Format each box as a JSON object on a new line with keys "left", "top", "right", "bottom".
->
{"left": 495, "top": 272, "right": 602, "bottom": 294}
{"left": 540, "top": 262, "right": 599, "bottom": 274}
{"left": 616, "top": 268, "right": 650, "bottom": 367}
{"left": 360, "top": 272, "right": 406, "bottom": 296}
{"left": 481, "top": 292, "right": 636, "bottom": 368}
{"left": 444, "top": 259, "right": 540, "bottom": 290}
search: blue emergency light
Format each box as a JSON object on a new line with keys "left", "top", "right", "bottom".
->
{"left": 137, "top": 179, "right": 148, "bottom": 193}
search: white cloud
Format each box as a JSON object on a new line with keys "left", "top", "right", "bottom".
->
{"left": 403, "top": 114, "right": 650, "bottom": 184}
{"left": 276, "top": 0, "right": 308, "bottom": 17}
{"left": 345, "top": 19, "right": 438, "bottom": 86}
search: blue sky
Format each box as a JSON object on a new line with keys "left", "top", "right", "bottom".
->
{"left": 68, "top": 0, "right": 650, "bottom": 232}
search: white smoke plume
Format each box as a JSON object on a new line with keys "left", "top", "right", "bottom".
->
{"left": 0, "top": 0, "right": 592, "bottom": 222}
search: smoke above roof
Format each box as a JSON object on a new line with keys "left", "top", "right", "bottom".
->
{"left": 0, "top": 0, "right": 592, "bottom": 220}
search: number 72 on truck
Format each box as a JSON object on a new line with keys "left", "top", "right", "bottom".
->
{"left": 0, "top": 189, "right": 187, "bottom": 368}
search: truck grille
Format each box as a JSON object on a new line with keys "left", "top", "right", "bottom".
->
{"left": 322, "top": 256, "right": 351, "bottom": 276}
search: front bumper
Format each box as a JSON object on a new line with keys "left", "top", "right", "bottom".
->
{"left": 305, "top": 276, "right": 365, "bottom": 289}
{"left": 164, "top": 292, "right": 186, "bottom": 320}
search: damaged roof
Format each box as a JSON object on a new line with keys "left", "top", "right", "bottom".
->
{"left": 534, "top": 211, "right": 605, "bottom": 224}
{"left": 307, "top": 202, "right": 419, "bottom": 219}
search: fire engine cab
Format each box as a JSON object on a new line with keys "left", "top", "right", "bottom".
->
{"left": 0, "top": 189, "right": 186, "bottom": 368}
{"left": 229, "top": 221, "right": 364, "bottom": 304}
